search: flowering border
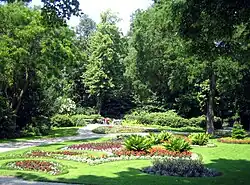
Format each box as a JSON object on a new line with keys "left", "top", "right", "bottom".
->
{"left": 218, "top": 137, "right": 250, "bottom": 144}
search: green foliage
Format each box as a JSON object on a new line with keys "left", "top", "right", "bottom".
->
{"left": 232, "top": 123, "right": 247, "bottom": 139}
{"left": 92, "top": 126, "right": 145, "bottom": 134}
{"left": 188, "top": 133, "right": 210, "bottom": 146}
{"left": 51, "top": 114, "right": 74, "bottom": 127}
{"left": 146, "top": 133, "right": 162, "bottom": 145}
{"left": 125, "top": 110, "right": 205, "bottom": 128}
{"left": 158, "top": 131, "right": 173, "bottom": 142}
{"left": 163, "top": 137, "right": 192, "bottom": 152}
{"left": 71, "top": 114, "right": 102, "bottom": 126}
{"left": 124, "top": 135, "right": 152, "bottom": 151}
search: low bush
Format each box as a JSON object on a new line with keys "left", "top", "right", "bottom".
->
{"left": 51, "top": 114, "right": 74, "bottom": 127}
{"left": 124, "top": 135, "right": 152, "bottom": 151}
{"left": 124, "top": 110, "right": 205, "bottom": 128}
{"left": 71, "top": 114, "right": 102, "bottom": 126}
{"left": 142, "top": 158, "right": 221, "bottom": 177}
{"left": 232, "top": 123, "right": 247, "bottom": 139}
{"left": 92, "top": 126, "right": 145, "bottom": 134}
{"left": 188, "top": 133, "right": 210, "bottom": 146}
{"left": 163, "top": 137, "right": 192, "bottom": 152}
{"left": 51, "top": 114, "right": 102, "bottom": 127}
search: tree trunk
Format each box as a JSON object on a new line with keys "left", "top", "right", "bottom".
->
{"left": 96, "top": 95, "right": 102, "bottom": 115}
{"left": 207, "top": 71, "right": 215, "bottom": 135}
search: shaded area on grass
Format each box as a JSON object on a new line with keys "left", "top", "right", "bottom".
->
{"left": 10, "top": 158, "right": 250, "bottom": 185}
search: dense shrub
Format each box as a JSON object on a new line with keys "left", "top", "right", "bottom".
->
{"left": 124, "top": 135, "right": 152, "bottom": 151}
{"left": 163, "top": 137, "right": 191, "bottom": 152}
{"left": 24, "top": 116, "right": 51, "bottom": 136}
{"left": 188, "top": 133, "right": 210, "bottom": 146}
{"left": 51, "top": 114, "right": 102, "bottom": 127}
{"left": 51, "top": 114, "right": 74, "bottom": 127}
{"left": 232, "top": 123, "right": 247, "bottom": 139}
{"left": 143, "top": 158, "right": 221, "bottom": 177}
{"left": 71, "top": 114, "right": 102, "bottom": 126}
{"left": 0, "top": 97, "right": 16, "bottom": 138}
{"left": 125, "top": 110, "right": 205, "bottom": 128}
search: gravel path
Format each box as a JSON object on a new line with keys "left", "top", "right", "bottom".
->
{"left": 0, "top": 124, "right": 104, "bottom": 153}
{"left": 0, "top": 177, "right": 82, "bottom": 185}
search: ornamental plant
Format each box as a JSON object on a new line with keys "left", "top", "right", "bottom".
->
{"left": 146, "top": 133, "right": 162, "bottom": 145}
{"left": 188, "top": 133, "right": 210, "bottom": 146}
{"left": 124, "top": 135, "right": 152, "bottom": 151}
{"left": 142, "top": 158, "right": 220, "bottom": 177}
{"left": 163, "top": 137, "right": 192, "bottom": 152}
{"left": 158, "top": 131, "right": 173, "bottom": 142}
{"left": 232, "top": 123, "right": 247, "bottom": 139}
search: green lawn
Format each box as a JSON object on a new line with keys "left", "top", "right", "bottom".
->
{"left": 0, "top": 127, "right": 79, "bottom": 143}
{"left": 0, "top": 138, "right": 249, "bottom": 185}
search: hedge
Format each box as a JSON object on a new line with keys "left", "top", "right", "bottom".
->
{"left": 51, "top": 114, "right": 103, "bottom": 127}
{"left": 124, "top": 110, "right": 206, "bottom": 128}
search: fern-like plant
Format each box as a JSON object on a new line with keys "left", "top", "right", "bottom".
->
{"left": 188, "top": 133, "right": 210, "bottom": 146}
{"left": 163, "top": 137, "right": 191, "bottom": 152}
{"left": 158, "top": 131, "right": 173, "bottom": 142}
{"left": 124, "top": 135, "right": 152, "bottom": 151}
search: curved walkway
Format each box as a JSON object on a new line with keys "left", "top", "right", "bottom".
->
{"left": 0, "top": 124, "right": 104, "bottom": 153}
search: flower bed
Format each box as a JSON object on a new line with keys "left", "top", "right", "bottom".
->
{"left": 113, "top": 147, "right": 192, "bottom": 158}
{"left": 5, "top": 160, "right": 66, "bottom": 175}
{"left": 53, "top": 154, "right": 198, "bottom": 166}
{"left": 65, "top": 141, "right": 123, "bottom": 152}
{"left": 26, "top": 150, "right": 83, "bottom": 157}
{"left": 218, "top": 137, "right": 250, "bottom": 144}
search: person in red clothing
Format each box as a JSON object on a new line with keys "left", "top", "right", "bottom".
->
{"left": 103, "top": 117, "right": 111, "bottom": 124}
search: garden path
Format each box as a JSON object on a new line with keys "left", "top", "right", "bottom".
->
{"left": 0, "top": 177, "right": 81, "bottom": 185}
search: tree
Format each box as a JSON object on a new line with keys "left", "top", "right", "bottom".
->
{"left": 0, "top": 3, "right": 81, "bottom": 137}
{"left": 83, "top": 10, "right": 126, "bottom": 114}
{"left": 177, "top": 0, "right": 250, "bottom": 134}
{"left": 128, "top": 0, "right": 248, "bottom": 134}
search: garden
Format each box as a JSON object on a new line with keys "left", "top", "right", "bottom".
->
{"left": 0, "top": 123, "right": 250, "bottom": 185}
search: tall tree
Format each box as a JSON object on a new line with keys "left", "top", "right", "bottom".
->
{"left": 83, "top": 10, "right": 126, "bottom": 114}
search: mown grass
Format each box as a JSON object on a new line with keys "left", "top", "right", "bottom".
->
{"left": 0, "top": 138, "right": 250, "bottom": 185}
{"left": 0, "top": 127, "right": 79, "bottom": 143}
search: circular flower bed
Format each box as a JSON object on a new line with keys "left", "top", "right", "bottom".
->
{"left": 218, "top": 137, "right": 250, "bottom": 144}
{"left": 5, "top": 160, "right": 66, "bottom": 175}
{"left": 65, "top": 141, "right": 122, "bottom": 152}
{"left": 142, "top": 158, "right": 221, "bottom": 177}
